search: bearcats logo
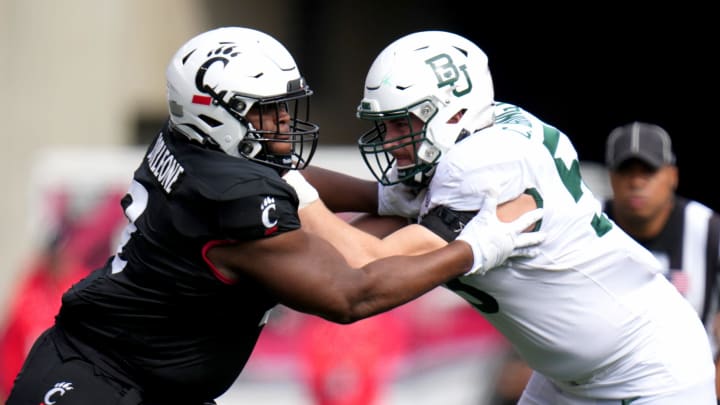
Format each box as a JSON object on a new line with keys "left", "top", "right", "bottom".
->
{"left": 425, "top": 53, "right": 472, "bottom": 97}
{"left": 194, "top": 44, "right": 240, "bottom": 98}
{"left": 43, "top": 381, "right": 74, "bottom": 404}
{"left": 261, "top": 196, "right": 279, "bottom": 235}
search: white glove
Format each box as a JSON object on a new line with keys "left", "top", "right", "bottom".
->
{"left": 456, "top": 191, "right": 545, "bottom": 276}
{"left": 282, "top": 170, "right": 319, "bottom": 209}
{"left": 377, "top": 166, "right": 427, "bottom": 218}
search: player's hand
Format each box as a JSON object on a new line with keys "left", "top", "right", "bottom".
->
{"left": 283, "top": 169, "right": 319, "bottom": 209}
{"left": 378, "top": 165, "right": 427, "bottom": 218}
{"left": 456, "top": 190, "right": 544, "bottom": 276}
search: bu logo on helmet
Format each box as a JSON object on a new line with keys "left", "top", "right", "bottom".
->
{"left": 425, "top": 54, "right": 472, "bottom": 97}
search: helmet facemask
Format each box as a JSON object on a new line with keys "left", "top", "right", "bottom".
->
{"left": 358, "top": 99, "right": 440, "bottom": 188}
{"left": 205, "top": 83, "right": 319, "bottom": 170}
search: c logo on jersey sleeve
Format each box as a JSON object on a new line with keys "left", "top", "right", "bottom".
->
{"left": 43, "top": 381, "right": 74, "bottom": 404}
{"left": 261, "top": 196, "right": 279, "bottom": 235}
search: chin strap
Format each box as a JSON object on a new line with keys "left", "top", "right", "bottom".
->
{"left": 398, "top": 164, "right": 435, "bottom": 189}
{"left": 263, "top": 152, "right": 294, "bottom": 168}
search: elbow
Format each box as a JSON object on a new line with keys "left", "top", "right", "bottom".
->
{"left": 308, "top": 279, "right": 384, "bottom": 324}
{"left": 319, "top": 299, "right": 374, "bottom": 325}
{"left": 321, "top": 307, "right": 367, "bottom": 325}
{"left": 324, "top": 314, "right": 357, "bottom": 325}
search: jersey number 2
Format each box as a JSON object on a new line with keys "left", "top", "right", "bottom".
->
{"left": 111, "top": 180, "right": 149, "bottom": 274}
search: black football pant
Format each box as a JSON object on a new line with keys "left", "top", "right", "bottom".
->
{"left": 7, "top": 327, "right": 142, "bottom": 404}
{"left": 7, "top": 327, "right": 218, "bottom": 405}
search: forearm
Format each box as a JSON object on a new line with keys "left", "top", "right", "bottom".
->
{"left": 345, "top": 240, "right": 472, "bottom": 320}
{"left": 303, "top": 165, "right": 378, "bottom": 213}
{"left": 348, "top": 213, "right": 409, "bottom": 238}
{"left": 296, "top": 238, "right": 472, "bottom": 324}
{"left": 300, "top": 199, "right": 446, "bottom": 267}
{"left": 210, "top": 225, "right": 470, "bottom": 325}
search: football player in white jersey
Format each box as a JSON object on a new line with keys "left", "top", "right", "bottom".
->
{"left": 294, "top": 30, "right": 716, "bottom": 404}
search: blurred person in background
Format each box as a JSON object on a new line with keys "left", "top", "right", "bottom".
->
{"left": 603, "top": 121, "right": 720, "bottom": 401}
{"left": 6, "top": 26, "right": 542, "bottom": 405}
{"left": 298, "top": 310, "right": 409, "bottom": 405}
{"left": 0, "top": 189, "right": 125, "bottom": 400}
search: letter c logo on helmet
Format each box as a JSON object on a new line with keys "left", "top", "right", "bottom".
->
{"left": 194, "top": 45, "right": 240, "bottom": 95}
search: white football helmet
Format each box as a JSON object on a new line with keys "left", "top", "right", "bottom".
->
{"left": 166, "top": 27, "right": 319, "bottom": 170}
{"left": 357, "top": 31, "right": 495, "bottom": 187}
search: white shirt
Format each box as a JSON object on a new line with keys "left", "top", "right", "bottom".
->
{"left": 424, "top": 102, "right": 714, "bottom": 399}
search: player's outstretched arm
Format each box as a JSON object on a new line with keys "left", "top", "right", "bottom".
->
{"left": 205, "top": 191, "right": 543, "bottom": 324}
{"left": 290, "top": 169, "right": 542, "bottom": 269}
{"left": 302, "top": 165, "right": 426, "bottom": 218}
{"left": 205, "top": 224, "right": 472, "bottom": 323}
{"left": 302, "top": 165, "right": 378, "bottom": 213}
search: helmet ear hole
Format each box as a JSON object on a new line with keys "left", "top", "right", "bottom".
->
{"left": 228, "top": 95, "right": 248, "bottom": 115}
{"left": 198, "top": 115, "right": 222, "bottom": 128}
{"left": 447, "top": 109, "right": 466, "bottom": 124}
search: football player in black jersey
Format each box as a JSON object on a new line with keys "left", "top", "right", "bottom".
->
{"left": 7, "top": 27, "right": 544, "bottom": 405}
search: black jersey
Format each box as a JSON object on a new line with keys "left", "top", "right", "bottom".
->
{"left": 56, "top": 121, "right": 301, "bottom": 401}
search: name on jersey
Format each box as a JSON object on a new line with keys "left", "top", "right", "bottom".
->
{"left": 147, "top": 135, "right": 185, "bottom": 194}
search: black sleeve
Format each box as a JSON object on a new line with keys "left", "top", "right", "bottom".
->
{"left": 419, "top": 206, "right": 478, "bottom": 243}
{"left": 214, "top": 177, "right": 301, "bottom": 240}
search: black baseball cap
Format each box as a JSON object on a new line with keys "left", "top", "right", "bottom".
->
{"left": 605, "top": 121, "right": 675, "bottom": 170}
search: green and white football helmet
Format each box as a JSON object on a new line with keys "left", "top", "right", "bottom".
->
{"left": 357, "top": 31, "right": 495, "bottom": 187}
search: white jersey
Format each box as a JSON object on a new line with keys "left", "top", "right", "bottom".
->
{"left": 425, "top": 102, "right": 714, "bottom": 399}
